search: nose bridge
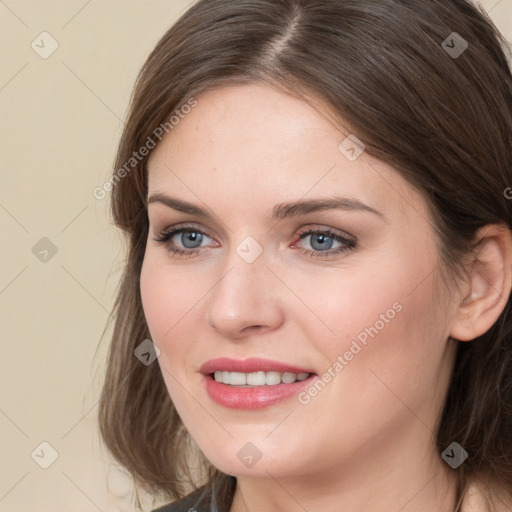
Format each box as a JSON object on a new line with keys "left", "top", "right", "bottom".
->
{"left": 206, "top": 239, "right": 283, "bottom": 338}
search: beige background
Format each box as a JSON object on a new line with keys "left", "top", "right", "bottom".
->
{"left": 0, "top": 1, "right": 510, "bottom": 511}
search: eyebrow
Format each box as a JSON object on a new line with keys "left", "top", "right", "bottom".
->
{"left": 147, "top": 193, "right": 386, "bottom": 221}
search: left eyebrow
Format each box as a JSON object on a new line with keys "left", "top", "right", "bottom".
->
{"left": 271, "top": 196, "right": 386, "bottom": 221}
{"left": 147, "top": 193, "right": 386, "bottom": 221}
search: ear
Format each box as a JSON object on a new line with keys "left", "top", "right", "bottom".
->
{"left": 450, "top": 224, "right": 512, "bottom": 342}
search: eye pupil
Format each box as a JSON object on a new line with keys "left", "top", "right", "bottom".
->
{"left": 182, "top": 231, "right": 202, "bottom": 248}
{"left": 310, "top": 233, "right": 333, "bottom": 251}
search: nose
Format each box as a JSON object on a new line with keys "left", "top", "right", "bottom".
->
{"left": 206, "top": 249, "right": 285, "bottom": 340}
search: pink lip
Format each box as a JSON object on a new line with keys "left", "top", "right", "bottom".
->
{"left": 200, "top": 358, "right": 317, "bottom": 410}
{"left": 199, "top": 357, "right": 314, "bottom": 375}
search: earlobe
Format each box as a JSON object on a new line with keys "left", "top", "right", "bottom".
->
{"left": 449, "top": 224, "right": 512, "bottom": 342}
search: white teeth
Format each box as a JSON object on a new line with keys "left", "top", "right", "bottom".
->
{"left": 229, "top": 372, "right": 247, "bottom": 386}
{"left": 247, "top": 371, "right": 266, "bottom": 385}
{"left": 281, "top": 372, "right": 297, "bottom": 384}
{"left": 213, "top": 370, "right": 311, "bottom": 386}
{"left": 265, "top": 371, "right": 281, "bottom": 385}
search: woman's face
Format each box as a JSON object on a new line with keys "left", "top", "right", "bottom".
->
{"left": 141, "top": 82, "right": 460, "bottom": 480}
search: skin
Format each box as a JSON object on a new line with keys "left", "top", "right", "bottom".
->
{"left": 140, "top": 82, "right": 512, "bottom": 512}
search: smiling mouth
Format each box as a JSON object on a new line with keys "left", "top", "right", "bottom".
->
{"left": 202, "top": 360, "right": 318, "bottom": 409}
{"left": 210, "top": 371, "right": 313, "bottom": 386}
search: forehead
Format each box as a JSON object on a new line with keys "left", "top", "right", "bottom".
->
{"left": 146, "top": 83, "right": 425, "bottom": 225}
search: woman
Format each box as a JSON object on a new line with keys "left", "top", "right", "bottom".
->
{"left": 98, "top": 0, "right": 512, "bottom": 511}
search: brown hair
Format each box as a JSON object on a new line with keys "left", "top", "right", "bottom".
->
{"left": 98, "top": 0, "right": 512, "bottom": 510}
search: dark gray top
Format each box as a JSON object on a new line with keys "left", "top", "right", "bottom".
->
{"left": 152, "top": 487, "right": 211, "bottom": 512}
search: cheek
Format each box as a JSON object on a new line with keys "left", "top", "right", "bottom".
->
{"left": 290, "top": 263, "right": 405, "bottom": 350}
{"left": 140, "top": 253, "right": 198, "bottom": 342}
{"left": 139, "top": 251, "right": 215, "bottom": 397}
{"left": 140, "top": 257, "right": 170, "bottom": 339}
{"left": 299, "top": 254, "right": 447, "bottom": 396}
{"left": 335, "top": 281, "right": 446, "bottom": 415}
{"left": 140, "top": 255, "right": 198, "bottom": 401}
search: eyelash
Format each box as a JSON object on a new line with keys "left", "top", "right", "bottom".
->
{"left": 153, "top": 224, "right": 357, "bottom": 259}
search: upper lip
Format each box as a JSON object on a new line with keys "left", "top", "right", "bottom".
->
{"left": 200, "top": 357, "right": 315, "bottom": 375}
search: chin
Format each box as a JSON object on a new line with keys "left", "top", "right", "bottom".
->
{"left": 196, "top": 436, "right": 302, "bottom": 479}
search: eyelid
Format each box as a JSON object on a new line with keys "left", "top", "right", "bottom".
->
{"left": 291, "top": 225, "right": 357, "bottom": 256}
{"left": 155, "top": 222, "right": 216, "bottom": 240}
{"left": 148, "top": 208, "right": 228, "bottom": 239}
{"left": 294, "top": 224, "right": 355, "bottom": 241}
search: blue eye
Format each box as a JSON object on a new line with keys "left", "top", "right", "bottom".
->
{"left": 178, "top": 230, "right": 204, "bottom": 249}
{"left": 307, "top": 232, "right": 335, "bottom": 251}
{"left": 154, "top": 226, "right": 213, "bottom": 257}
{"left": 296, "top": 228, "right": 357, "bottom": 258}
{"left": 153, "top": 225, "right": 357, "bottom": 259}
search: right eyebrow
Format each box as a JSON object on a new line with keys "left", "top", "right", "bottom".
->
{"left": 147, "top": 193, "right": 210, "bottom": 217}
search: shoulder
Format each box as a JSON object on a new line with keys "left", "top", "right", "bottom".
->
{"left": 152, "top": 486, "right": 210, "bottom": 512}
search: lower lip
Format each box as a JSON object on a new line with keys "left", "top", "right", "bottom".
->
{"left": 203, "top": 374, "right": 317, "bottom": 410}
